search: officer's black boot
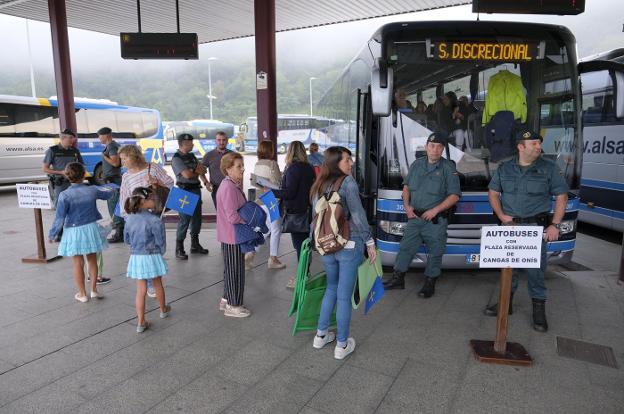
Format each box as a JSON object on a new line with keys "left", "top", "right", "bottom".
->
{"left": 190, "top": 235, "right": 209, "bottom": 255}
{"left": 418, "top": 277, "right": 437, "bottom": 298}
{"left": 484, "top": 293, "right": 514, "bottom": 316}
{"left": 383, "top": 271, "right": 405, "bottom": 290}
{"left": 175, "top": 240, "right": 188, "bottom": 260}
{"left": 107, "top": 228, "right": 123, "bottom": 243}
{"left": 532, "top": 299, "right": 548, "bottom": 332}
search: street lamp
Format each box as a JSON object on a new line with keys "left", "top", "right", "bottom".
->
{"left": 207, "top": 57, "right": 218, "bottom": 119}
{"left": 309, "top": 77, "right": 317, "bottom": 116}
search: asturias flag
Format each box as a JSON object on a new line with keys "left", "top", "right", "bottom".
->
{"left": 364, "top": 276, "right": 385, "bottom": 315}
{"left": 165, "top": 186, "right": 200, "bottom": 216}
{"left": 259, "top": 190, "right": 280, "bottom": 222}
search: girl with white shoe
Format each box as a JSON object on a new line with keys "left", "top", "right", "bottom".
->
{"left": 48, "top": 162, "right": 114, "bottom": 304}
{"left": 124, "top": 187, "right": 171, "bottom": 333}
{"left": 309, "top": 147, "right": 377, "bottom": 360}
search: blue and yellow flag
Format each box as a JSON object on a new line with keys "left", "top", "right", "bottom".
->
{"left": 259, "top": 190, "right": 280, "bottom": 222}
{"left": 165, "top": 187, "right": 200, "bottom": 216}
{"left": 364, "top": 276, "right": 385, "bottom": 315}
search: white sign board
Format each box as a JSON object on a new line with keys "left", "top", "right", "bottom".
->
{"left": 256, "top": 71, "right": 268, "bottom": 90}
{"left": 479, "top": 226, "right": 543, "bottom": 268}
{"left": 16, "top": 184, "right": 52, "bottom": 210}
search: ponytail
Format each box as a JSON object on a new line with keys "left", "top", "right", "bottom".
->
{"left": 125, "top": 186, "right": 153, "bottom": 214}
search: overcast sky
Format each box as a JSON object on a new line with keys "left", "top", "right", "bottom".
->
{"left": 1, "top": 2, "right": 622, "bottom": 75}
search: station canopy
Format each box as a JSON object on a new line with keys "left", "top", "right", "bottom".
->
{"left": 0, "top": 0, "right": 470, "bottom": 43}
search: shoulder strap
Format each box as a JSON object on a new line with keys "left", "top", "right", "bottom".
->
{"left": 331, "top": 175, "right": 348, "bottom": 192}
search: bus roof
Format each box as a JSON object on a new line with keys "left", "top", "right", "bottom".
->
{"left": 0, "top": 94, "right": 157, "bottom": 112}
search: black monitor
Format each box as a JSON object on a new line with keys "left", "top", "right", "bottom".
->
{"left": 473, "top": 0, "right": 585, "bottom": 15}
{"left": 120, "top": 32, "right": 199, "bottom": 60}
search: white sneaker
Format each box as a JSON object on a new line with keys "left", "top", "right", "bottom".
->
{"left": 74, "top": 293, "right": 88, "bottom": 303}
{"left": 334, "top": 337, "right": 356, "bottom": 360}
{"left": 90, "top": 291, "right": 103, "bottom": 299}
{"left": 219, "top": 298, "right": 228, "bottom": 311}
{"left": 313, "top": 332, "right": 336, "bottom": 349}
{"left": 224, "top": 304, "right": 251, "bottom": 318}
{"left": 147, "top": 287, "right": 157, "bottom": 298}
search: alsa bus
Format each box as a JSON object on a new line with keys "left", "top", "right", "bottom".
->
{"left": 578, "top": 49, "right": 624, "bottom": 231}
{"left": 0, "top": 95, "right": 164, "bottom": 185}
{"left": 240, "top": 114, "right": 330, "bottom": 154}
{"left": 314, "top": 21, "right": 582, "bottom": 268}
{"left": 162, "top": 119, "right": 235, "bottom": 162}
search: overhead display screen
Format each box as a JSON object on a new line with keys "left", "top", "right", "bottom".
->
{"left": 433, "top": 41, "right": 538, "bottom": 62}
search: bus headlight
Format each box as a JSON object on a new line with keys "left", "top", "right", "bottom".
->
{"left": 557, "top": 220, "right": 575, "bottom": 234}
{"left": 379, "top": 220, "right": 406, "bottom": 236}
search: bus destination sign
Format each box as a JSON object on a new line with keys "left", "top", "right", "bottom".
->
{"left": 434, "top": 41, "right": 538, "bottom": 62}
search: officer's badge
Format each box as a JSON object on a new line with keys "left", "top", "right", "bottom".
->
{"left": 523, "top": 131, "right": 531, "bottom": 139}
{"left": 428, "top": 135, "right": 435, "bottom": 142}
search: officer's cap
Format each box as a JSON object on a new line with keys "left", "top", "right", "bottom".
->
{"left": 97, "top": 127, "right": 112, "bottom": 135}
{"left": 516, "top": 130, "right": 543, "bottom": 143}
{"left": 177, "top": 133, "right": 194, "bottom": 143}
{"left": 427, "top": 131, "right": 447, "bottom": 146}
{"left": 60, "top": 128, "right": 76, "bottom": 137}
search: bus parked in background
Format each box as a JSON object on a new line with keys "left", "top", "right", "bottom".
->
{"left": 240, "top": 114, "right": 330, "bottom": 154}
{"left": 578, "top": 49, "right": 624, "bottom": 232}
{"left": 313, "top": 21, "right": 582, "bottom": 268}
{"left": 0, "top": 95, "right": 163, "bottom": 185}
{"left": 162, "top": 119, "right": 235, "bottom": 162}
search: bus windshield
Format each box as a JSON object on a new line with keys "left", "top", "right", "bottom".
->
{"left": 380, "top": 34, "right": 580, "bottom": 193}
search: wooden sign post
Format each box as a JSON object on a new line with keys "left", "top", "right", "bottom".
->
{"left": 17, "top": 184, "right": 61, "bottom": 264}
{"left": 470, "top": 226, "right": 543, "bottom": 366}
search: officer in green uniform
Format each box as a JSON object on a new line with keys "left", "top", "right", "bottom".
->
{"left": 97, "top": 126, "right": 125, "bottom": 243}
{"left": 485, "top": 130, "right": 568, "bottom": 332}
{"left": 43, "top": 128, "right": 84, "bottom": 208}
{"left": 171, "top": 133, "right": 209, "bottom": 260}
{"left": 384, "top": 131, "right": 461, "bottom": 298}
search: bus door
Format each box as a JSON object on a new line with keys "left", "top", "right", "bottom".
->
{"left": 355, "top": 87, "right": 378, "bottom": 224}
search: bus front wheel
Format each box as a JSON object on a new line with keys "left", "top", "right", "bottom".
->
{"left": 278, "top": 144, "right": 287, "bottom": 154}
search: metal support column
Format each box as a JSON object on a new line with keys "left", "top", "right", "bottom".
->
{"left": 48, "top": 0, "right": 77, "bottom": 134}
{"left": 254, "top": 0, "right": 278, "bottom": 160}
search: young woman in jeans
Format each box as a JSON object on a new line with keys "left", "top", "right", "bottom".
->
{"left": 309, "top": 146, "right": 376, "bottom": 360}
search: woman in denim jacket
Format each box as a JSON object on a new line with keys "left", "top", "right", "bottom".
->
{"left": 124, "top": 187, "right": 170, "bottom": 333}
{"left": 309, "top": 146, "right": 376, "bottom": 360}
{"left": 48, "top": 162, "right": 114, "bottom": 303}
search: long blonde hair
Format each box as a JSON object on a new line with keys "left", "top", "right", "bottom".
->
{"left": 118, "top": 144, "right": 147, "bottom": 168}
{"left": 285, "top": 140, "right": 308, "bottom": 166}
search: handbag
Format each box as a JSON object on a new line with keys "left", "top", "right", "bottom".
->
{"left": 281, "top": 208, "right": 311, "bottom": 234}
{"left": 288, "top": 238, "right": 336, "bottom": 335}
{"left": 147, "top": 163, "right": 171, "bottom": 214}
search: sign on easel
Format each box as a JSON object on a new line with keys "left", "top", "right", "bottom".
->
{"left": 17, "top": 183, "right": 60, "bottom": 264}
{"left": 470, "top": 225, "right": 543, "bottom": 366}
{"left": 16, "top": 184, "right": 53, "bottom": 209}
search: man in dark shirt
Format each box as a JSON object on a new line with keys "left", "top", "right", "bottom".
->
{"left": 172, "top": 133, "right": 209, "bottom": 260}
{"left": 43, "top": 128, "right": 83, "bottom": 207}
{"left": 98, "top": 127, "right": 125, "bottom": 243}
{"left": 202, "top": 131, "right": 232, "bottom": 209}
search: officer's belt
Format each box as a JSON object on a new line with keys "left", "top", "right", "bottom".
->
{"left": 414, "top": 209, "right": 449, "bottom": 224}
{"left": 513, "top": 213, "right": 549, "bottom": 227}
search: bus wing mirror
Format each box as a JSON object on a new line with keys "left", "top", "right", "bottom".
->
{"left": 615, "top": 71, "right": 624, "bottom": 119}
{"left": 240, "top": 123, "right": 247, "bottom": 133}
{"left": 371, "top": 60, "right": 393, "bottom": 116}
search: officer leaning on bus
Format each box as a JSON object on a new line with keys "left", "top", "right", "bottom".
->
{"left": 97, "top": 127, "right": 125, "bottom": 243}
{"left": 171, "top": 133, "right": 209, "bottom": 260}
{"left": 485, "top": 130, "right": 568, "bottom": 332}
{"left": 384, "top": 131, "right": 461, "bottom": 298}
{"left": 43, "top": 128, "right": 84, "bottom": 208}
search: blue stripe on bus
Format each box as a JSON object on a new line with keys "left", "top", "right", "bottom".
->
{"left": 376, "top": 239, "right": 575, "bottom": 254}
{"left": 580, "top": 203, "right": 624, "bottom": 219}
{"left": 377, "top": 197, "right": 579, "bottom": 214}
{"left": 580, "top": 179, "right": 624, "bottom": 192}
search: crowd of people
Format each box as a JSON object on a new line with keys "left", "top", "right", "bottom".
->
{"left": 43, "top": 119, "right": 567, "bottom": 358}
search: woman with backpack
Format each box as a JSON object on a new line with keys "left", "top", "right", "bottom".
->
{"left": 309, "top": 146, "right": 376, "bottom": 360}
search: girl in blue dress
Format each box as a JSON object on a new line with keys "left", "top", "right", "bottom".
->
{"left": 49, "top": 162, "right": 114, "bottom": 303}
{"left": 124, "top": 187, "right": 170, "bottom": 333}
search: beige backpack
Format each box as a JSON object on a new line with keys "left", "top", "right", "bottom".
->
{"left": 312, "top": 176, "right": 350, "bottom": 255}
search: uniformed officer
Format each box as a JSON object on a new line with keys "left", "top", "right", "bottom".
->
{"left": 43, "top": 128, "right": 84, "bottom": 207}
{"left": 171, "top": 133, "right": 209, "bottom": 260}
{"left": 97, "top": 127, "right": 125, "bottom": 243}
{"left": 384, "top": 131, "right": 461, "bottom": 298}
{"left": 485, "top": 130, "right": 568, "bottom": 332}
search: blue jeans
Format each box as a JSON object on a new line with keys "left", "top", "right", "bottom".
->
{"left": 317, "top": 237, "right": 364, "bottom": 343}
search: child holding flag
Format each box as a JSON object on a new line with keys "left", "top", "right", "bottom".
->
{"left": 251, "top": 140, "right": 285, "bottom": 270}
{"left": 124, "top": 187, "right": 171, "bottom": 333}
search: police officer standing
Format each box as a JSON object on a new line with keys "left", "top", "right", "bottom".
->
{"left": 484, "top": 130, "right": 568, "bottom": 332}
{"left": 97, "top": 127, "right": 124, "bottom": 243}
{"left": 202, "top": 131, "right": 232, "bottom": 209}
{"left": 172, "top": 133, "right": 209, "bottom": 260}
{"left": 384, "top": 132, "right": 461, "bottom": 298}
{"left": 43, "top": 128, "right": 84, "bottom": 207}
